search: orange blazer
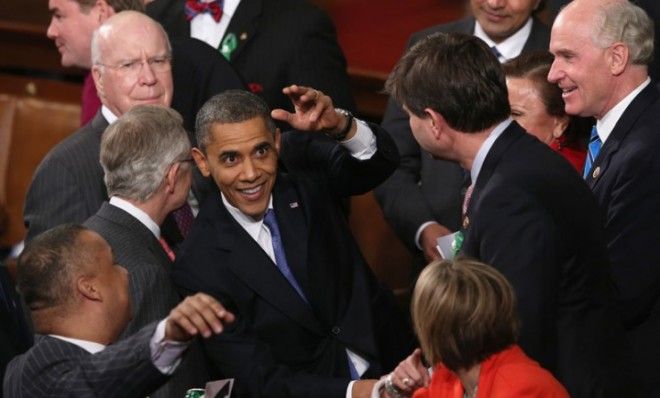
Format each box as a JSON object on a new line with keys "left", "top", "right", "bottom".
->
{"left": 413, "top": 345, "right": 569, "bottom": 398}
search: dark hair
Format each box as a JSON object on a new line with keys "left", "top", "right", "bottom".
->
{"left": 412, "top": 258, "right": 519, "bottom": 371}
{"left": 17, "top": 224, "right": 89, "bottom": 311}
{"left": 503, "top": 51, "right": 592, "bottom": 148}
{"left": 195, "top": 90, "right": 276, "bottom": 152}
{"left": 385, "top": 32, "right": 510, "bottom": 133}
{"left": 76, "top": 0, "right": 145, "bottom": 12}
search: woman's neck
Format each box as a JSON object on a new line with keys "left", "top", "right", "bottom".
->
{"left": 457, "top": 364, "right": 481, "bottom": 398}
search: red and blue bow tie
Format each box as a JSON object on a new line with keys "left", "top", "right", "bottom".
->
{"left": 185, "top": 0, "right": 224, "bottom": 22}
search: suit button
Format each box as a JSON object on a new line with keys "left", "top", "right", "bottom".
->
{"left": 331, "top": 326, "right": 341, "bottom": 335}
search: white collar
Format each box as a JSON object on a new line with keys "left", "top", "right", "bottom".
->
{"left": 109, "top": 196, "right": 161, "bottom": 238}
{"left": 101, "top": 105, "right": 118, "bottom": 124}
{"left": 596, "top": 77, "right": 651, "bottom": 143}
{"left": 474, "top": 18, "right": 533, "bottom": 62}
{"left": 470, "top": 118, "right": 513, "bottom": 186}
{"left": 49, "top": 335, "right": 106, "bottom": 354}
{"left": 221, "top": 193, "right": 273, "bottom": 242}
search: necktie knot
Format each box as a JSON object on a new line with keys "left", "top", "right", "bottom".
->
{"left": 185, "top": 0, "right": 224, "bottom": 22}
{"left": 583, "top": 125, "right": 602, "bottom": 179}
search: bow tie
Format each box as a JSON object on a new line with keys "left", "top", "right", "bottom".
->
{"left": 185, "top": 0, "right": 224, "bottom": 22}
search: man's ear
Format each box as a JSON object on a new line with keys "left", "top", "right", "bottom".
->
{"left": 609, "top": 42, "right": 629, "bottom": 76}
{"left": 192, "top": 147, "right": 210, "bottom": 177}
{"left": 425, "top": 108, "right": 446, "bottom": 140}
{"left": 92, "top": 65, "right": 104, "bottom": 101}
{"left": 164, "top": 162, "right": 181, "bottom": 194}
{"left": 77, "top": 275, "right": 102, "bottom": 302}
{"left": 274, "top": 128, "right": 281, "bottom": 154}
{"left": 95, "top": 0, "right": 113, "bottom": 22}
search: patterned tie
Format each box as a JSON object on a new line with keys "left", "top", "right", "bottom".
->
{"left": 263, "top": 210, "right": 308, "bottom": 303}
{"left": 583, "top": 125, "right": 602, "bottom": 179}
{"left": 159, "top": 237, "right": 176, "bottom": 262}
{"left": 462, "top": 184, "right": 474, "bottom": 217}
{"left": 172, "top": 203, "right": 194, "bottom": 238}
{"left": 185, "top": 0, "right": 223, "bottom": 22}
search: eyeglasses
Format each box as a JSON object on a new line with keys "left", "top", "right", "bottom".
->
{"left": 97, "top": 55, "right": 172, "bottom": 77}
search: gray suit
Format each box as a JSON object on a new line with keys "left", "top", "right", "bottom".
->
{"left": 84, "top": 202, "right": 209, "bottom": 397}
{"left": 374, "top": 17, "right": 551, "bottom": 251}
{"left": 24, "top": 112, "right": 108, "bottom": 241}
{"left": 3, "top": 323, "right": 167, "bottom": 398}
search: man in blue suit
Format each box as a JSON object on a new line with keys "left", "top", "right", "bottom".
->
{"left": 549, "top": 0, "right": 660, "bottom": 394}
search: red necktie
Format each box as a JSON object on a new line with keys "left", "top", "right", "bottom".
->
{"left": 172, "top": 203, "right": 194, "bottom": 238}
{"left": 159, "top": 237, "right": 176, "bottom": 262}
{"left": 185, "top": 0, "right": 223, "bottom": 22}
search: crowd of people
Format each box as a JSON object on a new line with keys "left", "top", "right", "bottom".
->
{"left": 1, "top": 0, "right": 660, "bottom": 397}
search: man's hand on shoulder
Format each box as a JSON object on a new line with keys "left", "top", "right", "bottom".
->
{"left": 165, "top": 293, "right": 235, "bottom": 341}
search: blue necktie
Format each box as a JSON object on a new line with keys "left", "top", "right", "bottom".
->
{"left": 491, "top": 45, "right": 503, "bottom": 61}
{"left": 583, "top": 125, "right": 602, "bottom": 179}
{"left": 263, "top": 210, "right": 308, "bottom": 303}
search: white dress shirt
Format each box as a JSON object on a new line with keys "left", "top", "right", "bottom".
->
{"left": 109, "top": 196, "right": 161, "bottom": 238}
{"left": 596, "top": 78, "right": 651, "bottom": 143}
{"left": 190, "top": 0, "right": 241, "bottom": 49}
{"left": 221, "top": 121, "right": 377, "bottom": 398}
{"left": 474, "top": 18, "right": 533, "bottom": 63}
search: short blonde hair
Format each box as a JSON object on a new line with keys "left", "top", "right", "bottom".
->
{"left": 411, "top": 257, "right": 519, "bottom": 371}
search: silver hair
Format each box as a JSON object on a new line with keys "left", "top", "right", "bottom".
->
{"left": 91, "top": 11, "right": 172, "bottom": 66}
{"left": 101, "top": 105, "right": 191, "bottom": 202}
{"left": 195, "top": 90, "right": 276, "bottom": 153}
{"left": 591, "top": 1, "right": 654, "bottom": 65}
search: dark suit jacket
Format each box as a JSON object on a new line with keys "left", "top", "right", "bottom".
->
{"left": 375, "top": 17, "right": 551, "bottom": 251}
{"left": 84, "top": 202, "right": 208, "bottom": 397}
{"left": 461, "top": 122, "right": 627, "bottom": 397}
{"left": 585, "top": 83, "right": 660, "bottom": 395}
{"left": 3, "top": 323, "right": 167, "bottom": 398}
{"left": 147, "top": 0, "right": 355, "bottom": 122}
{"left": 170, "top": 37, "right": 246, "bottom": 134}
{"left": 172, "top": 127, "right": 414, "bottom": 397}
{"left": 24, "top": 112, "right": 109, "bottom": 241}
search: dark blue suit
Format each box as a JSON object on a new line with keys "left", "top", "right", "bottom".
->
{"left": 585, "top": 83, "right": 660, "bottom": 395}
{"left": 172, "top": 127, "right": 414, "bottom": 397}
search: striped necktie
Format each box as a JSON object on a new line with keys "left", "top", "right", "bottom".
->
{"left": 583, "top": 125, "right": 602, "bottom": 179}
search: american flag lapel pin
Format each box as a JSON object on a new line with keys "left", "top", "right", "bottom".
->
{"left": 289, "top": 202, "right": 299, "bottom": 209}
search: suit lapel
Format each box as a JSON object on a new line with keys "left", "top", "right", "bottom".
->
{"left": 210, "top": 193, "right": 322, "bottom": 334}
{"left": 587, "top": 84, "right": 659, "bottom": 190}
{"left": 522, "top": 17, "right": 550, "bottom": 53}
{"left": 223, "top": 0, "right": 261, "bottom": 60}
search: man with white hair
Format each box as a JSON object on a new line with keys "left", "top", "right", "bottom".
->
{"left": 549, "top": 0, "right": 660, "bottom": 394}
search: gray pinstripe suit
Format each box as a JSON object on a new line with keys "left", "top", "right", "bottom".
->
{"left": 84, "top": 202, "right": 209, "bottom": 398}
{"left": 3, "top": 323, "right": 167, "bottom": 398}
{"left": 24, "top": 111, "right": 108, "bottom": 242}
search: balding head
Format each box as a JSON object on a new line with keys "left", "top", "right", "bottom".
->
{"left": 90, "top": 11, "right": 173, "bottom": 117}
{"left": 548, "top": 0, "right": 652, "bottom": 118}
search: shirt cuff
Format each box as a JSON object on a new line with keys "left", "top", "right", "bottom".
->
{"left": 415, "top": 221, "right": 440, "bottom": 250}
{"left": 340, "top": 119, "right": 377, "bottom": 160}
{"left": 149, "top": 319, "right": 190, "bottom": 375}
{"left": 346, "top": 380, "right": 357, "bottom": 398}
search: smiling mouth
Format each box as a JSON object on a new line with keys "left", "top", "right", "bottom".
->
{"left": 561, "top": 86, "right": 577, "bottom": 98}
{"left": 238, "top": 184, "right": 265, "bottom": 199}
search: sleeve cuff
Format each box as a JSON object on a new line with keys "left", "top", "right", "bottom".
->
{"left": 149, "top": 319, "right": 190, "bottom": 375}
{"left": 341, "top": 119, "right": 377, "bottom": 160}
